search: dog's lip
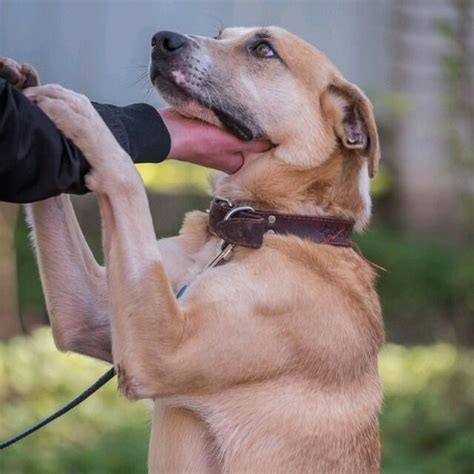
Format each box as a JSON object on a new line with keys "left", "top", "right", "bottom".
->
{"left": 152, "top": 72, "right": 255, "bottom": 141}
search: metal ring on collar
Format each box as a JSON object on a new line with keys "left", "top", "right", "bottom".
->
{"left": 223, "top": 206, "right": 255, "bottom": 221}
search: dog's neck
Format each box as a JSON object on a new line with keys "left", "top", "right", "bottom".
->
{"left": 212, "top": 147, "right": 371, "bottom": 232}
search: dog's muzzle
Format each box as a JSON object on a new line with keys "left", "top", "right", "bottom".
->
{"left": 151, "top": 31, "right": 191, "bottom": 57}
{"left": 150, "top": 31, "right": 192, "bottom": 82}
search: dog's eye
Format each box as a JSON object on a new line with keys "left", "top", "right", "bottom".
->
{"left": 252, "top": 42, "right": 275, "bottom": 59}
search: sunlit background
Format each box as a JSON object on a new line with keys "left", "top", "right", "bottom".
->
{"left": 0, "top": 1, "right": 473, "bottom": 473}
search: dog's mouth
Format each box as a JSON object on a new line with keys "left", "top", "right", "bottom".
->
{"left": 151, "top": 71, "right": 256, "bottom": 141}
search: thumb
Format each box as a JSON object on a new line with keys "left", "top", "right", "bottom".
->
{"left": 243, "top": 139, "right": 273, "bottom": 153}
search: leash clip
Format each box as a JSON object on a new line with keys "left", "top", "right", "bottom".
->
{"left": 207, "top": 205, "right": 255, "bottom": 269}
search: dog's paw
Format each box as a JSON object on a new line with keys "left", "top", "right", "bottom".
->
{"left": 0, "top": 57, "right": 40, "bottom": 89}
{"left": 85, "top": 161, "right": 142, "bottom": 196}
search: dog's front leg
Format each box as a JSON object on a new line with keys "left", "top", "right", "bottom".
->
{"left": 93, "top": 180, "right": 187, "bottom": 398}
{"left": 27, "top": 190, "right": 192, "bottom": 365}
{"left": 24, "top": 86, "right": 194, "bottom": 395}
{"left": 26, "top": 196, "right": 112, "bottom": 362}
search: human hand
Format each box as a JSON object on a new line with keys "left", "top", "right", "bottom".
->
{"left": 159, "top": 108, "right": 272, "bottom": 174}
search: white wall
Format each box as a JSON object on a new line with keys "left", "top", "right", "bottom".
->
{"left": 0, "top": 0, "right": 387, "bottom": 106}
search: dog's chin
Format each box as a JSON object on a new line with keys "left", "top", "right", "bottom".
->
{"left": 152, "top": 75, "right": 256, "bottom": 141}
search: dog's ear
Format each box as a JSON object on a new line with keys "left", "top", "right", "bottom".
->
{"left": 323, "top": 77, "right": 380, "bottom": 178}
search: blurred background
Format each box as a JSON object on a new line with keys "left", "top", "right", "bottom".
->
{"left": 0, "top": 0, "right": 473, "bottom": 472}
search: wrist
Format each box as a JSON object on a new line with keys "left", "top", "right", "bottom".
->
{"left": 159, "top": 108, "right": 189, "bottom": 160}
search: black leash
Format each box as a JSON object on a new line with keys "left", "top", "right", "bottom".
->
{"left": 0, "top": 367, "right": 116, "bottom": 449}
{"left": 0, "top": 284, "right": 190, "bottom": 450}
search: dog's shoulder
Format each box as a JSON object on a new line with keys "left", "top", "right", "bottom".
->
{"left": 261, "top": 234, "right": 384, "bottom": 349}
{"left": 264, "top": 234, "right": 378, "bottom": 289}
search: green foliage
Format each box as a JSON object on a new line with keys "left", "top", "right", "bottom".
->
{"left": 370, "top": 165, "right": 393, "bottom": 197}
{"left": 371, "top": 91, "right": 414, "bottom": 121}
{"left": 15, "top": 212, "right": 45, "bottom": 313}
{"left": 1, "top": 329, "right": 473, "bottom": 473}
{"left": 356, "top": 227, "right": 474, "bottom": 344}
{"left": 381, "top": 344, "right": 474, "bottom": 474}
{"left": 451, "top": 248, "right": 474, "bottom": 312}
{"left": 434, "top": 1, "right": 474, "bottom": 240}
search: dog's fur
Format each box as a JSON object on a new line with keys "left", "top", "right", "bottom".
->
{"left": 5, "top": 26, "right": 384, "bottom": 473}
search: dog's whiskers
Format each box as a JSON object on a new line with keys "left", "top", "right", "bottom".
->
{"left": 129, "top": 70, "right": 150, "bottom": 89}
{"left": 205, "top": 80, "right": 225, "bottom": 114}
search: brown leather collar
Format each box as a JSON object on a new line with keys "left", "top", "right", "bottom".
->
{"left": 208, "top": 198, "right": 354, "bottom": 249}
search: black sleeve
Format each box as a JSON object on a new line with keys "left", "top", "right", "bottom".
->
{"left": 93, "top": 102, "right": 171, "bottom": 167}
{"left": 0, "top": 78, "right": 171, "bottom": 203}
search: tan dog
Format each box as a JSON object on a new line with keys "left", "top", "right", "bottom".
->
{"left": 13, "top": 26, "right": 383, "bottom": 473}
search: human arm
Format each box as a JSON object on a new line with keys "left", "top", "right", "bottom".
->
{"left": 0, "top": 79, "right": 270, "bottom": 203}
{"left": 0, "top": 77, "right": 172, "bottom": 202}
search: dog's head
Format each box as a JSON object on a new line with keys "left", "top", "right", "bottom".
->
{"left": 150, "top": 27, "right": 380, "bottom": 228}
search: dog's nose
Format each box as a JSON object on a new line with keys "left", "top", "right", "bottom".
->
{"left": 151, "top": 31, "right": 190, "bottom": 55}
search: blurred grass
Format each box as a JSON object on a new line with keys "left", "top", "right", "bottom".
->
{"left": 1, "top": 328, "right": 473, "bottom": 473}
{"left": 0, "top": 328, "right": 150, "bottom": 474}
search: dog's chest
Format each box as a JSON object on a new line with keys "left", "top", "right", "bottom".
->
{"left": 178, "top": 237, "right": 222, "bottom": 293}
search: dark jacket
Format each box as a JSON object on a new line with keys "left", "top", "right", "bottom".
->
{"left": 0, "top": 78, "right": 171, "bottom": 203}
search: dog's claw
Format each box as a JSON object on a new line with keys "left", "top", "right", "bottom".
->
{"left": 0, "top": 57, "right": 40, "bottom": 89}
